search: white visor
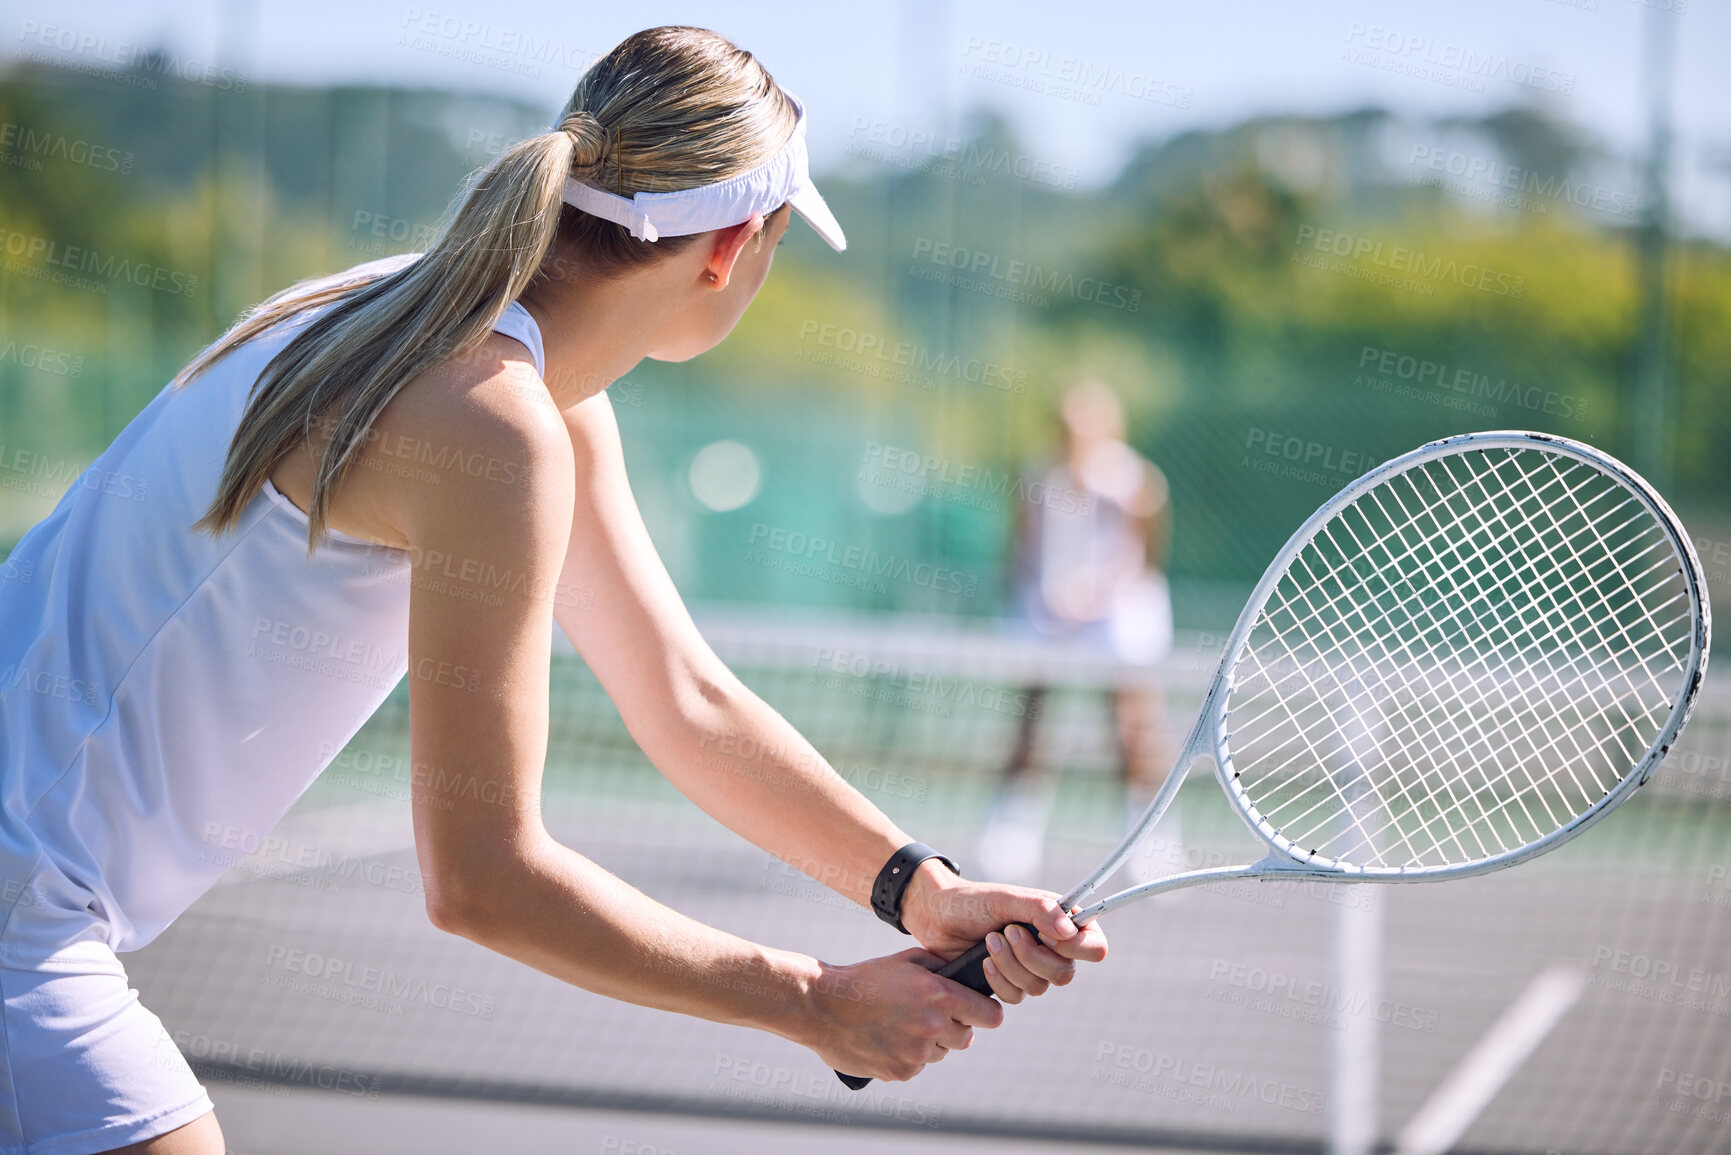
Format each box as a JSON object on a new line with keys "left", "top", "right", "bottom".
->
{"left": 560, "top": 89, "right": 846, "bottom": 252}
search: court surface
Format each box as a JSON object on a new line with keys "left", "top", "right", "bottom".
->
{"left": 125, "top": 608, "right": 1731, "bottom": 1155}
{"left": 207, "top": 1083, "right": 1225, "bottom": 1154}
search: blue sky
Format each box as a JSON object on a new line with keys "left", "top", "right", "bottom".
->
{"left": 9, "top": 0, "right": 1729, "bottom": 235}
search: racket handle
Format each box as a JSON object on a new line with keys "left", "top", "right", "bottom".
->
{"left": 934, "top": 923, "right": 1040, "bottom": 995}
{"left": 833, "top": 922, "right": 1040, "bottom": 1090}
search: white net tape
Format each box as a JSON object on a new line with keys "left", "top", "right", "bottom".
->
{"left": 1225, "top": 446, "right": 1694, "bottom": 871}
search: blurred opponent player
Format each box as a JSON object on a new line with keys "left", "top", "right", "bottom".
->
{"left": 979, "top": 380, "right": 1178, "bottom": 885}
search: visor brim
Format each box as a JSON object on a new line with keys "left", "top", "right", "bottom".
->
{"left": 789, "top": 182, "right": 847, "bottom": 252}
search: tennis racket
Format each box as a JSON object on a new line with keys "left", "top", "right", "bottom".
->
{"left": 838, "top": 429, "right": 1710, "bottom": 1089}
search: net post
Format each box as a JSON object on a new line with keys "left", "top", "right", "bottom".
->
{"left": 1329, "top": 886, "right": 1383, "bottom": 1155}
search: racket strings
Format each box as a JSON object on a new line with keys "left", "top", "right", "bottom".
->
{"left": 1249, "top": 568, "right": 1619, "bottom": 862}
{"left": 1276, "top": 473, "right": 1684, "bottom": 867}
{"left": 1359, "top": 457, "right": 1684, "bottom": 784}
{"left": 1225, "top": 447, "right": 1693, "bottom": 871}
{"left": 1237, "top": 454, "right": 1613, "bottom": 727}
{"left": 1294, "top": 457, "right": 1682, "bottom": 862}
{"left": 1277, "top": 462, "right": 1678, "bottom": 862}
{"left": 1242, "top": 464, "right": 1650, "bottom": 822}
{"left": 1472, "top": 458, "right": 1689, "bottom": 684}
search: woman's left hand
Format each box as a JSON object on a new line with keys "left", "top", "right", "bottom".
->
{"left": 898, "top": 863, "right": 1109, "bottom": 1004}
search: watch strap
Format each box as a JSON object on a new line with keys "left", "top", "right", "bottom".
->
{"left": 871, "top": 842, "right": 960, "bottom": 934}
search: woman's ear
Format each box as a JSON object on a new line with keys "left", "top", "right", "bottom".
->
{"left": 703, "top": 212, "right": 767, "bottom": 290}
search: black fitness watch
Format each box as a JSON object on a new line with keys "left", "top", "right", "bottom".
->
{"left": 871, "top": 841, "right": 960, "bottom": 934}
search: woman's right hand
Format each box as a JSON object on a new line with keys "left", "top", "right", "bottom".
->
{"left": 799, "top": 948, "right": 1005, "bottom": 1082}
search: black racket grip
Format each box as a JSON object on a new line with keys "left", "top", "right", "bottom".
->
{"left": 934, "top": 924, "right": 1040, "bottom": 994}
{"left": 833, "top": 922, "right": 1041, "bottom": 1090}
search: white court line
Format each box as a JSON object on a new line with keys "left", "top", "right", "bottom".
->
{"left": 1393, "top": 964, "right": 1589, "bottom": 1155}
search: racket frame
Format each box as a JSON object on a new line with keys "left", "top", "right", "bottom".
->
{"left": 1061, "top": 430, "right": 1711, "bottom": 924}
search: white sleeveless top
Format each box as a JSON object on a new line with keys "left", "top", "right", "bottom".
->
{"left": 1014, "top": 443, "right": 1173, "bottom": 665}
{"left": 0, "top": 254, "right": 545, "bottom": 968}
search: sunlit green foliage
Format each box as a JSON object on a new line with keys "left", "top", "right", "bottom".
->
{"left": 2, "top": 65, "right": 1725, "bottom": 629}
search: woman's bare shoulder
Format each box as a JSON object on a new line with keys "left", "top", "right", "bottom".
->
{"left": 326, "top": 332, "right": 574, "bottom": 548}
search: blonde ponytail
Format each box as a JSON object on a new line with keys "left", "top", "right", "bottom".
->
{"left": 178, "top": 25, "right": 797, "bottom": 548}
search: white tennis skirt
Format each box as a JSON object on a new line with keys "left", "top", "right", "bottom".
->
{"left": 1017, "top": 571, "right": 1175, "bottom": 668}
{"left": 0, "top": 942, "right": 212, "bottom": 1154}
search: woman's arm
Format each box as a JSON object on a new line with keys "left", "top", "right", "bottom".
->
{"left": 382, "top": 348, "right": 1000, "bottom": 1081}
{"left": 551, "top": 392, "right": 1107, "bottom": 997}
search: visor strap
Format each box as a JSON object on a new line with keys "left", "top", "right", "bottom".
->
{"left": 560, "top": 178, "right": 659, "bottom": 242}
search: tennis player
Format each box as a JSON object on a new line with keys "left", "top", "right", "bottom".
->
{"left": 0, "top": 26, "right": 1105, "bottom": 1154}
{"left": 978, "top": 380, "right": 1175, "bottom": 885}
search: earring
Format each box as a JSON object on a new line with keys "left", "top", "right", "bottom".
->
{"left": 705, "top": 271, "right": 718, "bottom": 284}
